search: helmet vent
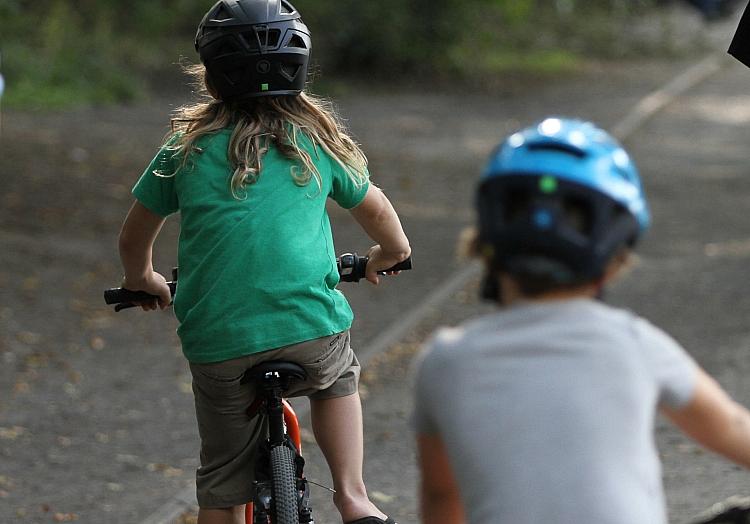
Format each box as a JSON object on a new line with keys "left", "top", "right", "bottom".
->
{"left": 210, "top": 5, "right": 235, "bottom": 23}
{"left": 280, "top": 1, "right": 295, "bottom": 14}
{"left": 262, "top": 29, "right": 281, "bottom": 47}
{"left": 528, "top": 143, "right": 586, "bottom": 158}
{"left": 503, "top": 188, "right": 531, "bottom": 223}
{"left": 286, "top": 34, "right": 307, "bottom": 49}
{"left": 279, "top": 63, "right": 301, "bottom": 81}
{"left": 562, "top": 196, "right": 593, "bottom": 236}
{"left": 241, "top": 28, "right": 281, "bottom": 51}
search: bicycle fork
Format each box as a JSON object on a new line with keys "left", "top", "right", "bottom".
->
{"left": 248, "top": 374, "right": 314, "bottom": 524}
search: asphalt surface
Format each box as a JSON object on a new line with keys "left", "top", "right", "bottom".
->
{"left": 1, "top": 6, "right": 749, "bottom": 524}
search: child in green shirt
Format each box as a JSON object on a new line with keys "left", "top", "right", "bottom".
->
{"left": 117, "top": 2, "right": 408, "bottom": 523}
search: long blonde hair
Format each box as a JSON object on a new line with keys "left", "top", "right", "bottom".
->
{"left": 167, "top": 64, "right": 368, "bottom": 199}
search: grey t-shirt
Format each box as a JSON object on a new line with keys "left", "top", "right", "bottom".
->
{"left": 413, "top": 298, "right": 697, "bottom": 524}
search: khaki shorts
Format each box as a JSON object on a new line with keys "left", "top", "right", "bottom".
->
{"left": 188, "top": 331, "right": 359, "bottom": 509}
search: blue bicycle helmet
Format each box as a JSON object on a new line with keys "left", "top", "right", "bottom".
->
{"left": 477, "top": 117, "right": 650, "bottom": 286}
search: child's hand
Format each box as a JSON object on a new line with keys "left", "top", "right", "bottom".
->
{"left": 364, "top": 245, "right": 411, "bottom": 285}
{"left": 121, "top": 271, "right": 172, "bottom": 311}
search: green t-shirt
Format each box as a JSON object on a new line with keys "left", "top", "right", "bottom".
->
{"left": 132, "top": 129, "right": 369, "bottom": 363}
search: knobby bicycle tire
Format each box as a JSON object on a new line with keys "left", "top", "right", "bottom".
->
{"left": 271, "top": 445, "right": 298, "bottom": 524}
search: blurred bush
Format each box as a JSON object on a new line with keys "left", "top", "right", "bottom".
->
{"left": 0, "top": 0, "right": 206, "bottom": 109}
{"left": 0, "top": 0, "right": 674, "bottom": 109}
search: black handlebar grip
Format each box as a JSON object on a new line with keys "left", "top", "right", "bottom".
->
{"left": 103, "top": 282, "right": 177, "bottom": 305}
{"left": 104, "top": 288, "right": 153, "bottom": 305}
{"left": 381, "top": 257, "right": 412, "bottom": 273}
{"left": 338, "top": 254, "right": 413, "bottom": 282}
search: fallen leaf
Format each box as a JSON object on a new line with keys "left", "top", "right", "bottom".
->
{"left": 95, "top": 432, "right": 110, "bottom": 444}
{"left": 63, "top": 383, "right": 78, "bottom": 398}
{"left": 16, "top": 331, "right": 42, "bottom": 345}
{"left": 371, "top": 491, "right": 395, "bottom": 503}
{"left": 0, "top": 427, "right": 26, "bottom": 440}
{"left": 147, "top": 463, "right": 183, "bottom": 477}
{"left": 24, "top": 352, "right": 49, "bottom": 368}
{"left": 22, "top": 277, "right": 40, "bottom": 291}
{"left": 53, "top": 512, "right": 79, "bottom": 522}
{"left": 163, "top": 467, "right": 183, "bottom": 478}
{"left": 115, "top": 454, "right": 140, "bottom": 465}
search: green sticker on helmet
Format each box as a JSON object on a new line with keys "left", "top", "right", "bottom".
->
{"left": 539, "top": 175, "right": 558, "bottom": 194}
{"left": 261, "top": 83, "right": 269, "bottom": 91}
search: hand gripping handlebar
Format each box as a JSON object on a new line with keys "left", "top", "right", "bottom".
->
{"left": 104, "top": 253, "right": 412, "bottom": 311}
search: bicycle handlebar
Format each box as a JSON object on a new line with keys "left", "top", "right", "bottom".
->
{"left": 336, "top": 252, "right": 411, "bottom": 283}
{"left": 690, "top": 496, "right": 750, "bottom": 524}
{"left": 104, "top": 253, "right": 412, "bottom": 311}
{"left": 103, "top": 282, "right": 178, "bottom": 309}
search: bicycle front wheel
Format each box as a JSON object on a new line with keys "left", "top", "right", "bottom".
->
{"left": 271, "top": 445, "right": 298, "bottom": 524}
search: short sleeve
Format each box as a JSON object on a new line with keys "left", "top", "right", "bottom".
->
{"left": 636, "top": 318, "right": 698, "bottom": 409}
{"left": 329, "top": 157, "right": 370, "bottom": 209}
{"left": 411, "top": 334, "right": 452, "bottom": 435}
{"left": 729, "top": 3, "right": 750, "bottom": 67}
{"left": 132, "top": 140, "right": 181, "bottom": 217}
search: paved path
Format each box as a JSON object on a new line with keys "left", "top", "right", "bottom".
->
{"left": 0, "top": 6, "right": 747, "bottom": 524}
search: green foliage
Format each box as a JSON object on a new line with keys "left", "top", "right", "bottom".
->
{"left": 287, "top": 0, "right": 666, "bottom": 78}
{"left": 496, "top": 0, "right": 535, "bottom": 26}
{"left": 0, "top": 0, "right": 671, "bottom": 109}
{"left": 2, "top": 0, "right": 140, "bottom": 108}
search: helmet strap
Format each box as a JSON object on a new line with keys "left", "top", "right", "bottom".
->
{"left": 480, "top": 272, "right": 503, "bottom": 304}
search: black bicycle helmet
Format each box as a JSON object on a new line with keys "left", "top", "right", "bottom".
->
{"left": 195, "top": 0, "right": 311, "bottom": 100}
{"left": 477, "top": 118, "right": 650, "bottom": 290}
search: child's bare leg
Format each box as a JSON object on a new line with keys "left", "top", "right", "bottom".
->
{"left": 310, "top": 392, "right": 387, "bottom": 522}
{"left": 197, "top": 506, "right": 244, "bottom": 524}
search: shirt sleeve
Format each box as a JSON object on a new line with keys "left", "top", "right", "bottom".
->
{"left": 636, "top": 318, "right": 698, "bottom": 409}
{"left": 729, "top": 3, "right": 750, "bottom": 67}
{"left": 411, "top": 335, "right": 449, "bottom": 435}
{"left": 328, "top": 155, "right": 370, "bottom": 209}
{"left": 132, "top": 139, "right": 181, "bottom": 217}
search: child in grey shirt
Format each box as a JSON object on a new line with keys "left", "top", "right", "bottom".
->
{"left": 413, "top": 118, "right": 750, "bottom": 524}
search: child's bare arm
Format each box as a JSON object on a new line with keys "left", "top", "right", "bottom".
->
{"left": 118, "top": 201, "right": 172, "bottom": 310}
{"left": 662, "top": 368, "right": 750, "bottom": 468}
{"left": 417, "top": 433, "right": 467, "bottom": 524}
{"left": 349, "top": 185, "right": 411, "bottom": 285}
